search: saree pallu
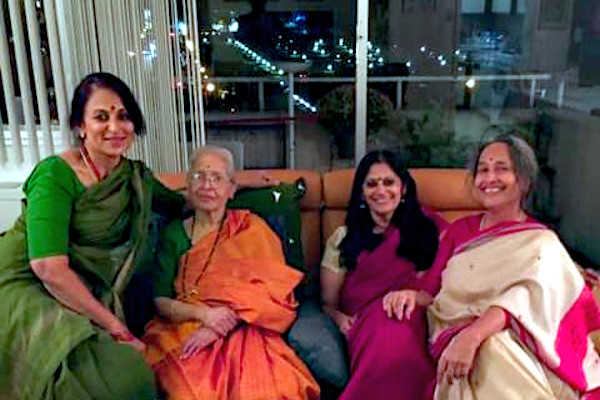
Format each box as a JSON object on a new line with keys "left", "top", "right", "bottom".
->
{"left": 337, "top": 228, "right": 435, "bottom": 400}
{"left": 0, "top": 160, "right": 156, "bottom": 400}
{"left": 143, "top": 210, "right": 319, "bottom": 400}
{"left": 428, "top": 224, "right": 600, "bottom": 400}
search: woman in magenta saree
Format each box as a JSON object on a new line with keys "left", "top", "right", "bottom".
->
{"left": 320, "top": 150, "right": 444, "bottom": 400}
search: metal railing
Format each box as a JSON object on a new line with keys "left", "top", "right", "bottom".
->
{"left": 212, "top": 73, "right": 558, "bottom": 112}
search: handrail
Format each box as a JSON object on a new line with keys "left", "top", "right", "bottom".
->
{"left": 210, "top": 73, "right": 553, "bottom": 84}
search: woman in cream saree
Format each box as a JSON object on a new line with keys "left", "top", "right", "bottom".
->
{"left": 384, "top": 135, "right": 600, "bottom": 400}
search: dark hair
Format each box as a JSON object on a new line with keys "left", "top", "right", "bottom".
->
{"left": 69, "top": 72, "right": 145, "bottom": 138}
{"left": 339, "top": 150, "right": 439, "bottom": 271}
{"left": 471, "top": 134, "right": 539, "bottom": 208}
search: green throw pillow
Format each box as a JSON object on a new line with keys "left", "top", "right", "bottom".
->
{"left": 228, "top": 179, "right": 307, "bottom": 276}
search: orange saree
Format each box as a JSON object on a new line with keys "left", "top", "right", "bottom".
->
{"left": 143, "top": 209, "right": 319, "bottom": 400}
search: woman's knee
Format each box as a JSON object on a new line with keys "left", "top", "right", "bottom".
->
{"left": 67, "top": 334, "right": 157, "bottom": 400}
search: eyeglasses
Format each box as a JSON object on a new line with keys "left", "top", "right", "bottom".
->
{"left": 189, "top": 170, "right": 231, "bottom": 186}
{"left": 363, "top": 177, "right": 399, "bottom": 189}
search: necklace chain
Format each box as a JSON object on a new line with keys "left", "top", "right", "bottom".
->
{"left": 181, "top": 214, "right": 226, "bottom": 296}
{"left": 480, "top": 211, "right": 526, "bottom": 230}
{"left": 80, "top": 145, "right": 102, "bottom": 181}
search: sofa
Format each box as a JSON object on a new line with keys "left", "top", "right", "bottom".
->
{"left": 158, "top": 168, "right": 484, "bottom": 282}
{"left": 156, "top": 167, "right": 484, "bottom": 394}
{"left": 158, "top": 167, "right": 600, "bottom": 397}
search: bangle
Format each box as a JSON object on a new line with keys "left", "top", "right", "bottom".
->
{"left": 110, "top": 330, "right": 135, "bottom": 342}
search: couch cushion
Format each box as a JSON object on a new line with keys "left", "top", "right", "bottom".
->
{"left": 228, "top": 180, "right": 306, "bottom": 274}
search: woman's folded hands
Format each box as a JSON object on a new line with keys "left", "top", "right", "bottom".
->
{"left": 180, "top": 304, "right": 240, "bottom": 359}
{"left": 200, "top": 305, "right": 239, "bottom": 336}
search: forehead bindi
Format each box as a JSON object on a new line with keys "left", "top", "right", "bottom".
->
{"left": 479, "top": 143, "right": 512, "bottom": 165}
{"left": 194, "top": 155, "right": 228, "bottom": 174}
{"left": 367, "top": 163, "right": 397, "bottom": 178}
{"left": 86, "top": 89, "right": 126, "bottom": 112}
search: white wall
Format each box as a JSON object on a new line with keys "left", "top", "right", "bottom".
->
{"left": 0, "top": 184, "right": 23, "bottom": 232}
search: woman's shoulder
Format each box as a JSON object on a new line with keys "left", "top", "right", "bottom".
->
{"left": 24, "top": 155, "right": 81, "bottom": 191}
{"left": 32, "top": 155, "right": 73, "bottom": 175}
{"left": 421, "top": 206, "right": 449, "bottom": 233}
{"left": 441, "top": 213, "right": 483, "bottom": 241}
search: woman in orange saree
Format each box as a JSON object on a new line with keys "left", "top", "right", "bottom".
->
{"left": 143, "top": 146, "right": 319, "bottom": 400}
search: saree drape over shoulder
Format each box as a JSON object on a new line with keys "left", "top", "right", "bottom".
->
{"left": 143, "top": 209, "right": 319, "bottom": 400}
{"left": 0, "top": 158, "right": 180, "bottom": 400}
{"left": 427, "top": 216, "right": 600, "bottom": 400}
{"left": 337, "top": 227, "right": 434, "bottom": 400}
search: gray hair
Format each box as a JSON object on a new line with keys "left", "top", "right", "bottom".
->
{"left": 190, "top": 145, "right": 236, "bottom": 177}
{"left": 471, "top": 134, "right": 539, "bottom": 203}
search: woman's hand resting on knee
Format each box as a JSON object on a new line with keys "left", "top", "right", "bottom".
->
{"left": 323, "top": 307, "right": 356, "bottom": 337}
{"left": 109, "top": 321, "right": 147, "bottom": 353}
{"left": 382, "top": 290, "right": 432, "bottom": 320}
{"left": 437, "top": 307, "right": 508, "bottom": 384}
{"left": 437, "top": 329, "right": 480, "bottom": 384}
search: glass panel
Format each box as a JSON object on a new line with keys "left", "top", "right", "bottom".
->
{"left": 198, "top": 0, "right": 356, "bottom": 169}
{"left": 363, "top": 0, "right": 600, "bottom": 268}
{"left": 491, "top": 0, "right": 512, "bottom": 13}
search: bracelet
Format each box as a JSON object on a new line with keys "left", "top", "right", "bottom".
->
{"left": 110, "top": 330, "right": 136, "bottom": 342}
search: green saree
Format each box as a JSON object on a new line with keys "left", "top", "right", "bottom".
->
{"left": 0, "top": 157, "right": 180, "bottom": 400}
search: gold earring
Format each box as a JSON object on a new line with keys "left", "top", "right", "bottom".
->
{"left": 79, "top": 131, "right": 86, "bottom": 140}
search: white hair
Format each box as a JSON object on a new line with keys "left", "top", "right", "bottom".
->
{"left": 190, "top": 145, "right": 235, "bottom": 177}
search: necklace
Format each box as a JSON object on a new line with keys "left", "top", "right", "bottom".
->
{"left": 181, "top": 214, "right": 226, "bottom": 296}
{"left": 80, "top": 145, "right": 102, "bottom": 181}
{"left": 480, "top": 210, "right": 526, "bottom": 230}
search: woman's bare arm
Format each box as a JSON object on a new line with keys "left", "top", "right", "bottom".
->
{"left": 155, "top": 296, "right": 208, "bottom": 322}
{"left": 155, "top": 297, "right": 238, "bottom": 336}
{"left": 30, "top": 255, "right": 132, "bottom": 337}
{"left": 321, "top": 267, "right": 356, "bottom": 335}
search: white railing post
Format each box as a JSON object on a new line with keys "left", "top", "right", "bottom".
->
{"left": 355, "top": 0, "right": 369, "bottom": 164}
{"left": 396, "top": 78, "right": 404, "bottom": 110}
{"left": 8, "top": 0, "right": 40, "bottom": 164}
{"left": 288, "top": 71, "right": 295, "bottom": 168}
{"left": 557, "top": 78, "right": 565, "bottom": 109}
{"left": 529, "top": 78, "right": 537, "bottom": 108}
{"left": 44, "top": 0, "right": 72, "bottom": 150}
{"left": 258, "top": 81, "right": 265, "bottom": 112}
{"left": 0, "top": 3, "right": 21, "bottom": 166}
{"left": 24, "top": 0, "right": 54, "bottom": 157}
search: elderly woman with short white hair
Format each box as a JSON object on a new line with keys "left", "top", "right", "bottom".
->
{"left": 143, "top": 146, "right": 319, "bottom": 400}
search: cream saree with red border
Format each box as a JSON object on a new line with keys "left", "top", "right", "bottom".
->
{"left": 429, "top": 225, "right": 600, "bottom": 400}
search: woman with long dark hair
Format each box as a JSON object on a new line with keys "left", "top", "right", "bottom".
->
{"left": 320, "top": 150, "right": 442, "bottom": 400}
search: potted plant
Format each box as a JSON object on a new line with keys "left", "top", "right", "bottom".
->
{"left": 318, "top": 85, "right": 394, "bottom": 159}
{"left": 369, "top": 101, "right": 468, "bottom": 167}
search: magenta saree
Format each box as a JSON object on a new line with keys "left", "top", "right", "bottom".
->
{"left": 337, "top": 228, "right": 435, "bottom": 400}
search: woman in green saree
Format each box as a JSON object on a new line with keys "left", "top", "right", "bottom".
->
{"left": 0, "top": 73, "right": 184, "bottom": 400}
